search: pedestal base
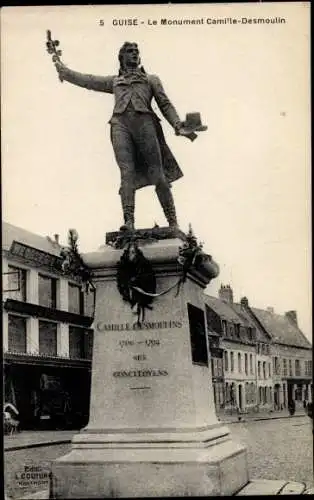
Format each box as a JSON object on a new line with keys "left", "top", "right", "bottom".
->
{"left": 51, "top": 230, "right": 248, "bottom": 498}
{"left": 51, "top": 437, "right": 248, "bottom": 498}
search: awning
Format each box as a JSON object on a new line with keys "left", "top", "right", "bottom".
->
{"left": 286, "top": 377, "right": 312, "bottom": 385}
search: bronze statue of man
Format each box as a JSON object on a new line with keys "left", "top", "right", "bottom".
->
{"left": 53, "top": 41, "right": 195, "bottom": 230}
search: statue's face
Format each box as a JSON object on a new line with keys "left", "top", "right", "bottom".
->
{"left": 123, "top": 44, "right": 140, "bottom": 68}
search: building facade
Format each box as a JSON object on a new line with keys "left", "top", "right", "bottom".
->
{"left": 205, "top": 285, "right": 312, "bottom": 414}
{"left": 206, "top": 314, "right": 224, "bottom": 411}
{"left": 205, "top": 287, "right": 266, "bottom": 414}
{"left": 249, "top": 306, "right": 313, "bottom": 409}
{"left": 2, "top": 222, "right": 95, "bottom": 429}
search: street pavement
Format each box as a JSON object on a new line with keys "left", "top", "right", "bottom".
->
{"left": 230, "top": 416, "right": 313, "bottom": 485}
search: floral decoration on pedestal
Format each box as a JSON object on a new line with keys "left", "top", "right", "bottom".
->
{"left": 116, "top": 241, "right": 157, "bottom": 325}
{"left": 115, "top": 224, "right": 211, "bottom": 325}
{"left": 60, "top": 229, "right": 95, "bottom": 294}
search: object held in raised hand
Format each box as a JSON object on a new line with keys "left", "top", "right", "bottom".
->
{"left": 179, "top": 112, "right": 208, "bottom": 141}
{"left": 46, "top": 29, "right": 64, "bottom": 82}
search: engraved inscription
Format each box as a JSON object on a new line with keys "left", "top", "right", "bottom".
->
{"left": 97, "top": 320, "right": 182, "bottom": 332}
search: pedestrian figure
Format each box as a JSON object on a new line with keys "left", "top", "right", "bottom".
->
{"left": 288, "top": 399, "right": 296, "bottom": 416}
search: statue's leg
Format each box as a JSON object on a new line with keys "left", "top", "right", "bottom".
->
{"left": 134, "top": 114, "right": 179, "bottom": 228}
{"left": 155, "top": 181, "right": 178, "bottom": 228}
{"left": 110, "top": 121, "right": 136, "bottom": 230}
{"left": 120, "top": 186, "right": 135, "bottom": 230}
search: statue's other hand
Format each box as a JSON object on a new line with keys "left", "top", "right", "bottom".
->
{"left": 176, "top": 127, "right": 198, "bottom": 142}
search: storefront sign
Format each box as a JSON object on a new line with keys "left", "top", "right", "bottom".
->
{"left": 10, "top": 241, "right": 62, "bottom": 269}
{"left": 113, "top": 369, "right": 168, "bottom": 377}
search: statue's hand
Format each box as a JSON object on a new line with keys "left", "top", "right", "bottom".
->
{"left": 176, "top": 127, "right": 198, "bottom": 142}
{"left": 54, "top": 60, "right": 65, "bottom": 82}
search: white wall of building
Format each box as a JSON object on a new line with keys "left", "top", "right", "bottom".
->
{"left": 2, "top": 252, "right": 91, "bottom": 359}
{"left": 223, "top": 341, "right": 259, "bottom": 411}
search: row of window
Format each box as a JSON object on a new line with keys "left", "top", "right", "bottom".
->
{"left": 7, "top": 314, "right": 93, "bottom": 359}
{"left": 224, "top": 382, "right": 273, "bottom": 406}
{"left": 257, "top": 360, "right": 272, "bottom": 379}
{"left": 276, "top": 357, "right": 312, "bottom": 377}
{"left": 223, "top": 351, "right": 312, "bottom": 378}
{"left": 6, "top": 265, "right": 94, "bottom": 316}
{"left": 224, "top": 351, "right": 255, "bottom": 375}
{"left": 257, "top": 343, "right": 271, "bottom": 356}
{"left": 215, "top": 381, "right": 313, "bottom": 411}
{"left": 221, "top": 320, "right": 255, "bottom": 341}
{"left": 225, "top": 382, "right": 257, "bottom": 404}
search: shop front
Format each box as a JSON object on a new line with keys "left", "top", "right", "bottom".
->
{"left": 4, "top": 353, "right": 92, "bottom": 430}
{"left": 286, "top": 377, "right": 312, "bottom": 409}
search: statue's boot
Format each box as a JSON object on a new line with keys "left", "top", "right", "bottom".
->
{"left": 155, "top": 184, "right": 178, "bottom": 229}
{"left": 120, "top": 189, "right": 135, "bottom": 231}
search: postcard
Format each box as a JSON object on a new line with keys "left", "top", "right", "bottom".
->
{"left": 1, "top": 3, "right": 311, "bottom": 499}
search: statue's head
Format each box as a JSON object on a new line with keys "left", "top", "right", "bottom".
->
{"left": 118, "top": 42, "right": 140, "bottom": 71}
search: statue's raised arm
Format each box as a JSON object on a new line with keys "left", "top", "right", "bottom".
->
{"left": 45, "top": 30, "right": 114, "bottom": 93}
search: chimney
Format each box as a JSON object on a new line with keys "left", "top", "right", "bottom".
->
{"left": 54, "top": 234, "right": 60, "bottom": 245}
{"left": 218, "top": 284, "right": 233, "bottom": 304}
{"left": 285, "top": 310, "right": 298, "bottom": 326}
{"left": 267, "top": 307, "right": 274, "bottom": 314}
{"left": 240, "top": 297, "right": 249, "bottom": 308}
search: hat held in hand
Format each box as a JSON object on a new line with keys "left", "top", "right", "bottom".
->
{"left": 182, "top": 112, "right": 208, "bottom": 134}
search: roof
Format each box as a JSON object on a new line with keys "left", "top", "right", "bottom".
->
{"left": 251, "top": 307, "right": 312, "bottom": 349}
{"left": 205, "top": 295, "right": 269, "bottom": 343}
{"left": 2, "top": 221, "right": 62, "bottom": 257}
{"left": 204, "top": 295, "right": 243, "bottom": 324}
{"left": 230, "top": 303, "right": 271, "bottom": 343}
{"left": 204, "top": 294, "right": 311, "bottom": 348}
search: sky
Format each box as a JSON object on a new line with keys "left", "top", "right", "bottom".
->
{"left": 1, "top": 3, "right": 312, "bottom": 339}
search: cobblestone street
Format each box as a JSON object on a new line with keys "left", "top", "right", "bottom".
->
{"left": 230, "top": 416, "right": 313, "bottom": 484}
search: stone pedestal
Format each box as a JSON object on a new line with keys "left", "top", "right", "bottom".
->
{"left": 51, "top": 228, "right": 248, "bottom": 498}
